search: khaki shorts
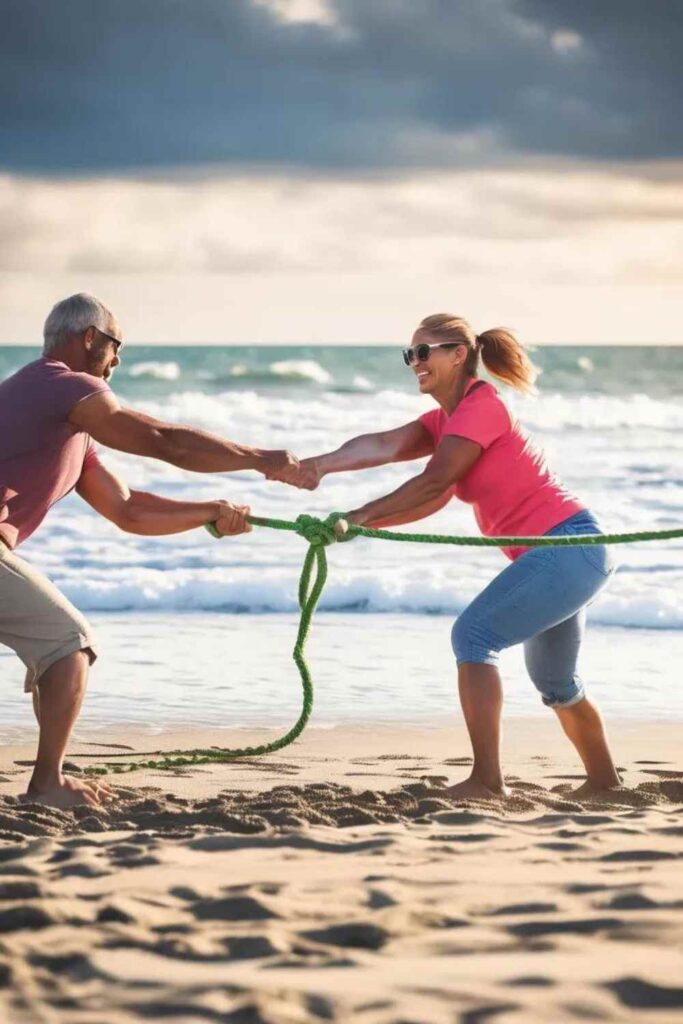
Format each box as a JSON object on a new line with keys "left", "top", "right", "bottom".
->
{"left": 0, "top": 542, "right": 97, "bottom": 692}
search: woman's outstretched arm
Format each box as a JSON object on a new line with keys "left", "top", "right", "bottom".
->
{"left": 365, "top": 491, "right": 451, "bottom": 529}
{"left": 346, "top": 435, "right": 481, "bottom": 527}
{"left": 283, "top": 421, "right": 434, "bottom": 490}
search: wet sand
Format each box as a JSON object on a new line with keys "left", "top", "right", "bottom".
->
{"left": 1, "top": 720, "right": 682, "bottom": 1023}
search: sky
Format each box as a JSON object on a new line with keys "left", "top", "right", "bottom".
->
{"left": 1, "top": 0, "right": 681, "bottom": 345}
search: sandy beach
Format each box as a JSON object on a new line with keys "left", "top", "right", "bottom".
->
{"left": 1, "top": 719, "right": 682, "bottom": 1023}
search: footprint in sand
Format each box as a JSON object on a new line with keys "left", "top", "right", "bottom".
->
{"left": 483, "top": 902, "right": 558, "bottom": 917}
{"left": 365, "top": 888, "right": 397, "bottom": 910}
{"left": 599, "top": 849, "right": 679, "bottom": 862}
{"left": 508, "top": 916, "right": 624, "bottom": 938}
{"left": 0, "top": 861, "right": 39, "bottom": 877}
{"left": 535, "top": 840, "right": 586, "bottom": 852}
{"left": 221, "top": 934, "right": 282, "bottom": 960}
{"left": 28, "top": 950, "right": 103, "bottom": 983}
{"left": 605, "top": 976, "right": 683, "bottom": 1010}
{"left": 0, "top": 880, "right": 43, "bottom": 900}
{"left": 565, "top": 882, "right": 627, "bottom": 895}
{"left": 507, "top": 975, "right": 556, "bottom": 988}
{"left": 598, "top": 892, "right": 665, "bottom": 911}
{"left": 0, "top": 904, "right": 55, "bottom": 933}
{"left": 301, "top": 921, "right": 390, "bottom": 951}
{"left": 191, "top": 895, "right": 279, "bottom": 922}
{"left": 96, "top": 903, "right": 137, "bottom": 925}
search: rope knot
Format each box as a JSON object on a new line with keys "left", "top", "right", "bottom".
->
{"left": 295, "top": 514, "right": 338, "bottom": 547}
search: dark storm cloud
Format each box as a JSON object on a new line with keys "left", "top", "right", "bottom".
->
{"left": 1, "top": 0, "right": 681, "bottom": 173}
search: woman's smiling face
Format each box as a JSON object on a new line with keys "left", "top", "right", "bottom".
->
{"left": 408, "top": 331, "right": 466, "bottom": 396}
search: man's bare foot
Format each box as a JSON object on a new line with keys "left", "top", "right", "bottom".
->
{"left": 23, "top": 774, "right": 116, "bottom": 809}
{"left": 442, "top": 776, "right": 511, "bottom": 803}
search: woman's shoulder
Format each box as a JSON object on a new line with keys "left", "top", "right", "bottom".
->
{"left": 466, "top": 378, "right": 499, "bottom": 401}
{"left": 459, "top": 380, "right": 513, "bottom": 430}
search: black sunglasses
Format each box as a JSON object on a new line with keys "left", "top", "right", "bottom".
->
{"left": 402, "top": 342, "right": 461, "bottom": 366}
{"left": 91, "top": 325, "right": 123, "bottom": 352}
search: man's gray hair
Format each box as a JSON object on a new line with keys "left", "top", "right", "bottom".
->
{"left": 43, "top": 293, "right": 115, "bottom": 354}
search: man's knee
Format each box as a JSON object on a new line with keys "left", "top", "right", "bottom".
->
{"left": 35, "top": 646, "right": 94, "bottom": 691}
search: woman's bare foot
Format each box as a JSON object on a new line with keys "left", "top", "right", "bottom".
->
{"left": 23, "top": 774, "right": 116, "bottom": 809}
{"left": 569, "top": 779, "right": 624, "bottom": 800}
{"left": 442, "top": 776, "right": 511, "bottom": 803}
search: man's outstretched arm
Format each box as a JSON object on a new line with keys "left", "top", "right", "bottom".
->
{"left": 69, "top": 391, "right": 298, "bottom": 478}
{"left": 77, "top": 458, "right": 251, "bottom": 536}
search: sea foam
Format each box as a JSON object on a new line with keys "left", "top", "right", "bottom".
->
{"left": 51, "top": 564, "right": 683, "bottom": 629}
{"left": 128, "top": 361, "right": 181, "bottom": 380}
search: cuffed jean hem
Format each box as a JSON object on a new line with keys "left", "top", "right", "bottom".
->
{"left": 541, "top": 686, "right": 586, "bottom": 709}
{"left": 455, "top": 653, "right": 499, "bottom": 667}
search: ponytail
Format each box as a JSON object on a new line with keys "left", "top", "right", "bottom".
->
{"left": 476, "top": 327, "right": 538, "bottom": 394}
{"left": 416, "top": 313, "right": 538, "bottom": 395}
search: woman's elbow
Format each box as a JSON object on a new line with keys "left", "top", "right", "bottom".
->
{"left": 422, "top": 474, "right": 452, "bottom": 500}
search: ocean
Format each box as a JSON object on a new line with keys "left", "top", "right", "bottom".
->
{"left": 1, "top": 344, "right": 682, "bottom": 733}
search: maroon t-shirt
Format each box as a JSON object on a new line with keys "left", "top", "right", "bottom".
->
{"left": 0, "top": 357, "right": 110, "bottom": 549}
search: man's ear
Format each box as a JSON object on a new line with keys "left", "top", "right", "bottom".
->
{"left": 83, "top": 326, "right": 97, "bottom": 350}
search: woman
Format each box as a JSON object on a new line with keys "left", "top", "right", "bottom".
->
{"left": 296, "top": 314, "right": 619, "bottom": 801}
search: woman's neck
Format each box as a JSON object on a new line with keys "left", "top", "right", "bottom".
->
{"left": 436, "top": 374, "right": 475, "bottom": 416}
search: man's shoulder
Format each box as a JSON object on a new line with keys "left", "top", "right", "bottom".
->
{"left": 0, "top": 356, "right": 43, "bottom": 388}
{"left": 3, "top": 357, "right": 72, "bottom": 386}
{"left": 40, "top": 358, "right": 111, "bottom": 396}
{"left": 1, "top": 358, "right": 110, "bottom": 429}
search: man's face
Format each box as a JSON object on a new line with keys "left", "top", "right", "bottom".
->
{"left": 85, "top": 324, "right": 123, "bottom": 380}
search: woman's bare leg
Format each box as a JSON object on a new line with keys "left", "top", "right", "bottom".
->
{"left": 25, "top": 651, "right": 114, "bottom": 808}
{"left": 443, "top": 662, "right": 510, "bottom": 801}
{"left": 554, "top": 697, "right": 621, "bottom": 791}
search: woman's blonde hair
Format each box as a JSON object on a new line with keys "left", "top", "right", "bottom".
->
{"left": 417, "top": 313, "right": 538, "bottom": 394}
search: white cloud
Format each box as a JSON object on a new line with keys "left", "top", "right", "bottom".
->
{"left": 551, "top": 29, "right": 584, "bottom": 55}
{"left": 0, "top": 163, "right": 681, "bottom": 345}
{"left": 253, "top": 0, "right": 338, "bottom": 28}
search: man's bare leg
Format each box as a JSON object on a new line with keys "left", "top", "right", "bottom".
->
{"left": 554, "top": 696, "right": 621, "bottom": 792}
{"left": 32, "top": 686, "right": 41, "bottom": 725}
{"left": 443, "top": 663, "right": 510, "bottom": 801}
{"left": 25, "top": 651, "right": 113, "bottom": 808}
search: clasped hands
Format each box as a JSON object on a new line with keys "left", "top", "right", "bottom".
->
{"left": 263, "top": 453, "right": 321, "bottom": 492}
{"left": 211, "top": 451, "right": 322, "bottom": 538}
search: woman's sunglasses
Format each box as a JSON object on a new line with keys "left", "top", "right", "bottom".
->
{"left": 402, "top": 342, "right": 460, "bottom": 366}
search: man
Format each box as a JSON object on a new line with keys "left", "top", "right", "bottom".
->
{"left": 0, "top": 293, "right": 299, "bottom": 809}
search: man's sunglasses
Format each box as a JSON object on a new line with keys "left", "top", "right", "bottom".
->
{"left": 402, "top": 342, "right": 461, "bottom": 366}
{"left": 91, "top": 326, "right": 123, "bottom": 352}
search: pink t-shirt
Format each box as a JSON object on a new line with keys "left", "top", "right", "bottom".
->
{"left": 0, "top": 357, "right": 109, "bottom": 549}
{"left": 419, "top": 378, "right": 584, "bottom": 560}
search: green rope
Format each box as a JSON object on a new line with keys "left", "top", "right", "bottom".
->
{"left": 82, "top": 513, "right": 683, "bottom": 776}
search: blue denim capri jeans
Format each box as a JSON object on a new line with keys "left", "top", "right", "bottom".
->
{"left": 452, "top": 510, "right": 616, "bottom": 708}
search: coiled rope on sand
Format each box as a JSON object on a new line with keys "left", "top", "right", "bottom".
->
{"left": 80, "top": 513, "right": 683, "bottom": 775}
